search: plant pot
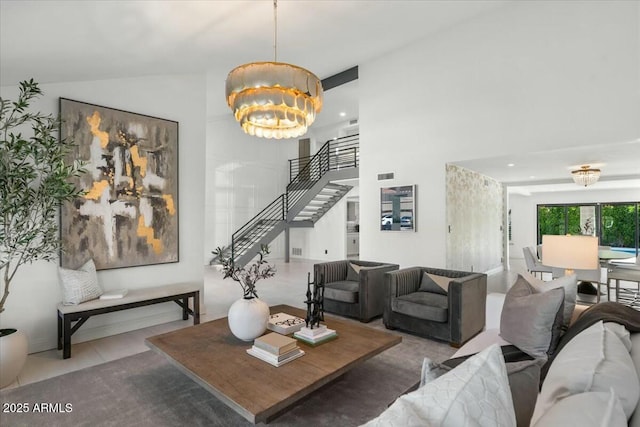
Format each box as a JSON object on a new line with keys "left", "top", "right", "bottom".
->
{"left": 0, "top": 328, "right": 28, "bottom": 388}
{"left": 227, "top": 297, "right": 270, "bottom": 341}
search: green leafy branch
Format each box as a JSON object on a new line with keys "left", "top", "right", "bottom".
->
{"left": 0, "top": 79, "right": 86, "bottom": 313}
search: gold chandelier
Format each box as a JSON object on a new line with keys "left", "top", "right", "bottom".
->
{"left": 571, "top": 165, "right": 601, "bottom": 187}
{"left": 225, "top": 0, "right": 323, "bottom": 139}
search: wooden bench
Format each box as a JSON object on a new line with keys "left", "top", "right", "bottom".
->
{"left": 57, "top": 282, "right": 200, "bottom": 359}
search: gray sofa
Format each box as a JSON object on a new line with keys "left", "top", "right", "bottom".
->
{"left": 383, "top": 267, "right": 487, "bottom": 346}
{"left": 313, "top": 260, "right": 399, "bottom": 322}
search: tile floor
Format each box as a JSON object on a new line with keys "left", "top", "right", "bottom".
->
{"left": 3, "top": 257, "right": 633, "bottom": 390}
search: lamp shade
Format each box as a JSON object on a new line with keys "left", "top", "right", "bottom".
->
{"left": 541, "top": 235, "right": 599, "bottom": 270}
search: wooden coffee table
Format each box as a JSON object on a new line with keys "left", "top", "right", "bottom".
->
{"left": 145, "top": 304, "right": 401, "bottom": 424}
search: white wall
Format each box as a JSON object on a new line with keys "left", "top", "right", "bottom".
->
{"left": 509, "top": 187, "right": 640, "bottom": 264}
{"left": 203, "top": 114, "right": 296, "bottom": 264}
{"left": 289, "top": 190, "right": 350, "bottom": 262}
{"left": 0, "top": 74, "right": 206, "bottom": 353}
{"left": 359, "top": 1, "right": 640, "bottom": 270}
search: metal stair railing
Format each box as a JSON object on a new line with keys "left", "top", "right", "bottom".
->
{"left": 227, "top": 134, "right": 359, "bottom": 266}
{"left": 287, "top": 134, "right": 359, "bottom": 212}
{"left": 231, "top": 194, "right": 285, "bottom": 265}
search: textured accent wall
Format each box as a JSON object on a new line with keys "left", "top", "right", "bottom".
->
{"left": 446, "top": 164, "right": 503, "bottom": 272}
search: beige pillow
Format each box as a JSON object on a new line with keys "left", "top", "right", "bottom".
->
{"left": 531, "top": 321, "right": 639, "bottom": 423}
{"left": 500, "top": 275, "right": 564, "bottom": 358}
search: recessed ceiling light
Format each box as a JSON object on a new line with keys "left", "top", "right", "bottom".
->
{"left": 339, "top": 112, "right": 346, "bottom": 117}
{"left": 529, "top": 175, "right": 536, "bottom": 179}
{"left": 507, "top": 163, "right": 515, "bottom": 167}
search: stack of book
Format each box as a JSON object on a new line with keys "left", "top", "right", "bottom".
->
{"left": 293, "top": 325, "right": 337, "bottom": 346}
{"left": 267, "top": 312, "right": 305, "bottom": 335}
{"left": 247, "top": 332, "right": 305, "bottom": 367}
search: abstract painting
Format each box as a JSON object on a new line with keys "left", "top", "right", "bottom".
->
{"left": 60, "top": 98, "right": 179, "bottom": 270}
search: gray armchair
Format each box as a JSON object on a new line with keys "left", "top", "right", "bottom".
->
{"left": 383, "top": 267, "right": 487, "bottom": 346}
{"left": 314, "top": 260, "right": 399, "bottom": 322}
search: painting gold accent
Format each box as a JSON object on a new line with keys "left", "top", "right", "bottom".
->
{"left": 137, "top": 216, "right": 163, "bottom": 254}
{"left": 130, "top": 145, "right": 147, "bottom": 176}
{"left": 86, "top": 111, "right": 109, "bottom": 148}
{"left": 162, "top": 195, "right": 176, "bottom": 215}
{"left": 84, "top": 180, "right": 110, "bottom": 200}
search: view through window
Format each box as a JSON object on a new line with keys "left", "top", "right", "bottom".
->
{"left": 537, "top": 202, "right": 639, "bottom": 255}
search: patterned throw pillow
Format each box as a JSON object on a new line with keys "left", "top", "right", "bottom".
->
{"left": 58, "top": 259, "right": 103, "bottom": 305}
{"left": 362, "top": 344, "right": 516, "bottom": 427}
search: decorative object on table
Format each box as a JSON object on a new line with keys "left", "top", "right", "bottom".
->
{"left": 59, "top": 98, "right": 178, "bottom": 270}
{"left": 268, "top": 312, "right": 305, "bottom": 335}
{"left": 253, "top": 332, "right": 298, "bottom": 354}
{"left": 212, "top": 244, "right": 276, "bottom": 341}
{"left": 0, "top": 80, "right": 86, "bottom": 388}
{"left": 304, "top": 272, "right": 324, "bottom": 328}
{"left": 380, "top": 185, "right": 415, "bottom": 231}
{"left": 294, "top": 273, "right": 337, "bottom": 345}
{"left": 248, "top": 332, "right": 304, "bottom": 367}
{"left": 294, "top": 325, "right": 337, "bottom": 346}
{"left": 571, "top": 165, "right": 601, "bottom": 187}
{"left": 225, "top": 0, "right": 323, "bottom": 139}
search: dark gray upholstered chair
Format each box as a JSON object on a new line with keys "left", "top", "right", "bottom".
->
{"left": 313, "top": 260, "right": 399, "bottom": 322}
{"left": 383, "top": 267, "right": 487, "bottom": 346}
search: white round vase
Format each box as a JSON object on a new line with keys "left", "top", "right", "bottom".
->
{"left": 0, "top": 328, "right": 28, "bottom": 388}
{"left": 227, "top": 297, "right": 270, "bottom": 341}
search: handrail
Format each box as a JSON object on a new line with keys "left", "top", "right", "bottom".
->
{"left": 228, "top": 134, "right": 359, "bottom": 266}
{"left": 231, "top": 194, "right": 285, "bottom": 263}
{"left": 286, "top": 134, "right": 359, "bottom": 212}
{"left": 288, "top": 134, "right": 359, "bottom": 182}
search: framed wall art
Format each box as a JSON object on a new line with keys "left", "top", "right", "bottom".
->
{"left": 380, "top": 185, "right": 416, "bottom": 232}
{"left": 59, "top": 98, "right": 179, "bottom": 270}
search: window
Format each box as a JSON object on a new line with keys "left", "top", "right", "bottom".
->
{"left": 537, "top": 202, "right": 639, "bottom": 255}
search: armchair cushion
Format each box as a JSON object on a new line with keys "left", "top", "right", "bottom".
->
{"left": 393, "top": 292, "right": 448, "bottom": 323}
{"left": 324, "top": 280, "right": 359, "bottom": 303}
{"left": 418, "top": 272, "right": 450, "bottom": 295}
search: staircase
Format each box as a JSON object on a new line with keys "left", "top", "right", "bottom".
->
{"left": 225, "top": 135, "right": 359, "bottom": 267}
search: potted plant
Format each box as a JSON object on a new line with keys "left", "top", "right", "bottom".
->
{"left": 0, "top": 79, "right": 85, "bottom": 387}
{"left": 212, "top": 244, "right": 276, "bottom": 341}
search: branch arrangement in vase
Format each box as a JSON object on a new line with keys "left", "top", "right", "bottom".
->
{"left": 212, "top": 244, "right": 276, "bottom": 298}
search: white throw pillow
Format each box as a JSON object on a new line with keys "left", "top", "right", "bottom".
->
{"left": 58, "top": 259, "right": 103, "bottom": 305}
{"left": 525, "top": 272, "right": 577, "bottom": 329}
{"left": 531, "top": 321, "right": 639, "bottom": 423}
{"left": 361, "top": 344, "right": 516, "bottom": 427}
{"left": 533, "top": 389, "right": 626, "bottom": 427}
